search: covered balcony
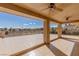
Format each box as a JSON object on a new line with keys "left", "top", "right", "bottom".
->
{"left": 0, "top": 3, "right": 79, "bottom": 56}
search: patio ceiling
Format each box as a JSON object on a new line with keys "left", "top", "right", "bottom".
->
{"left": 0, "top": 3, "right": 79, "bottom": 24}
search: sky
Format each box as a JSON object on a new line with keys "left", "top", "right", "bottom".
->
{"left": 0, "top": 12, "right": 57, "bottom": 29}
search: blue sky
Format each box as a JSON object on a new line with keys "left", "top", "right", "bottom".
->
{"left": 0, "top": 12, "right": 57, "bottom": 28}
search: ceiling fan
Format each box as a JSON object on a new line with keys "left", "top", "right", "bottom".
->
{"left": 41, "top": 3, "right": 63, "bottom": 17}
{"left": 41, "top": 3, "right": 63, "bottom": 12}
{"left": 66, "top": 16, "right": 70, "bottom": 21}
{"left": 65, "top": 16, "right": 71, "bottom": 26}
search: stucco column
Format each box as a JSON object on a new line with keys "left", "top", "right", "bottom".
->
{"left": 43, "top": 20, "right": 50, "bottom": 44}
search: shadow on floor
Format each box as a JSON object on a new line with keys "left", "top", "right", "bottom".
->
{"left": 61, "top": 37, "right": 79, "bottom": 56}
{"left": 10, "top": 38, "right": 59, "bottom": 56}
{"left": 61, "top": 37, "right": 79, "bottom": 43}
{"left": 10, "top": 43, "right": 45, "bottom": 56}
{"left": 50, "top": 37, "right": 60, "bottom": 42}
{"left": 71, "top": 42, "right": 79, "bottom": 56}
{"left": 46, "top": 44, "right": 67, "bottom": 56}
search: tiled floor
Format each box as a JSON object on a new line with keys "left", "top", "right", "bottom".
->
{"left": 0, "top": 34, "right": 79, "bottom": 56}
{"left": 23, "top": 45, "right": 55, "bottom": 56}
{"left": 23, "top": 38, "right": 75, "bottom": 56}
{"left": 51, "top": 39, "right": 74, "bottom": 56}
{"left": 0, "top": 34, "right": 57, "bottom": 55}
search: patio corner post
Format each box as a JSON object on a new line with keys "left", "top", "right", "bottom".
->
{"left": 43, "top": 19, "right": 50, "bottom": 44}
{"left": 56, "top": 24, "right": 62, "bottom": 38}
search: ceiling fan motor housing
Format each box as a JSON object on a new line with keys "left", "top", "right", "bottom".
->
{"left": 49, "top": 3, "right": 55, "bottom": 8}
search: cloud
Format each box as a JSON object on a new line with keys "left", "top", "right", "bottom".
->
{"left": 23, "top": 24, "right": 29, "bottom": 26}
{"left": 29, "top": 23, "right": 33, "bottom": 25}
{"left": 29, "top": 22, "right": 36, "bottom": 25}
{"left": 33, "top": 23, "right": 36, "bottom": 24}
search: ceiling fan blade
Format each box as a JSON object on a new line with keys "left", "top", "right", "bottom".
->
{"left": 41, "top": 7, "right": 49, "bottom": 12}
{"left": 55, "top": 7, "right": 63, "bottom": 11}
{"left": 48, "top": 8, "right": 52, "bottom": 18}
